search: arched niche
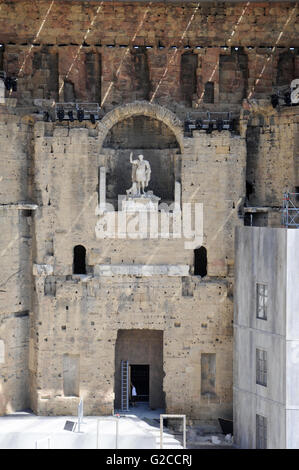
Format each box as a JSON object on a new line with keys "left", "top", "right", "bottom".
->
{"left": 97, "top": 101, "right": 184, "bottom": 153}
{"left": 97, "top": 102, "right": 183, "bottom": 208}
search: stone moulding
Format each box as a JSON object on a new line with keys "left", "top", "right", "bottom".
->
{"left": 94, "top": 264, "right": 190, "bottom": 276}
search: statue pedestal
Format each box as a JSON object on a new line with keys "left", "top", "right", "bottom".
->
{"left": 121, "top": 192, "right": 161, "bottom": 212}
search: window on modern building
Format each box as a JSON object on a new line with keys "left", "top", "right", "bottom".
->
{"left": 256, "top": 348, "right": 267, "bottom": 386}
{"left": 194, "top": 247, "right": 207, "bottom": 277}
{"left": 73, "top": 245, "right": 86, "bottom": 274}
{"left": 256, "top": 283, "right": 268, "bottom": 320}
{"left": 256, "top": 414, "right": 267, "bottom": 449}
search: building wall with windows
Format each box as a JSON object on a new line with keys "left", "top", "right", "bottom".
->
{"left": 234, "top": 227, "right": 299, "bottom": 449}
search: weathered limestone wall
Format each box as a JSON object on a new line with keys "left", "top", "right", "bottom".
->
{"left": 1, "top": 2, "right": 297, "bottom": 47}
{"left": 183, "top": 129, "right": 246, "bottom": 276}
{"left": 27, "top": 105, "right": 244, "bottom": 418}
{"left": 0, "top": 112, "right": 33, "bottom": 415}
{"left": 0, "top": 1, "right": 297, "bottom": 421}
{"left": 0, "top": 114, "right": 33, "bottom": 204}
{"left": 0, "top": 208, "right": 31, "bottom": 414}
{"left": 0, "top": 2, "right": 298, "bottom": 108}
{"left": 31, "top": 273, "right": 233, "bottom": 418}
{"left": 245, "top": 108, "right": 298, "bottom": 208}
{"left": 32, "top": 108, "right": 246, "bottom": 277}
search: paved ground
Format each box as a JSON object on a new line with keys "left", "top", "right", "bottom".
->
{"left": 0, "top": 403, "right": 234, "bottom": 449}
{"left": 0, "top": 403, "right": 184, "bottom": 449}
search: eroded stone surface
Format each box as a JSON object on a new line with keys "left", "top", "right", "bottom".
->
{"left": 0, "top": 1, "right": 298, "bottom": 421}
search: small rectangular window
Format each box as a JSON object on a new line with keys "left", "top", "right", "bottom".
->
{"left": 256, "top": 348, "right": 267, "bottom": 386}
{"left": 256, "top": 414, "right": 267, "bottom": 449}
{"left": 256, "top": 283, "right": 268, "bottom": 320}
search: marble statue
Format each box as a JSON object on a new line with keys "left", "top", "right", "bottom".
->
{"left": 127, "top": 152, "right": 151, "bottom": 196}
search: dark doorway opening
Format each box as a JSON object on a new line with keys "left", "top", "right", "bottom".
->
{"left": 73, "top": 245, "right": 86, "bottom": 274}
{"left": 194, "top": 246, "right": 207, "bottom": 277}
{"left": 130, "top": 365, "right": 149, "bottom": 403}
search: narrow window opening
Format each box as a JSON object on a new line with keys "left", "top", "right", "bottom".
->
{"left": 256, "top": 348, "right": 267, "bottom": 387}
{"left": 64, "top": 79, "right": 76, "bottom": 102}
{"left": 276, "top": 51, "right": 295, "bottom": 87}
{"left": 246, "top": 180, "right": 254, "bottom": 201}
{"left": 0, "top": 45, "right": 4, "bottom": 70}
{"left": 203, "top": 82, "right": 214, "bottom": 103}
{"left": 73, "top": 245, "right": 86, "bottom": 274}
{"left": 194, "top": 246, "right": 207, "bottom": 277}
{"left": 256, "top": 283, "right": 268, "bottom": 320}
{"left": 256, "top": 414, "right": 267, "bottom": 449}
{"left": 180, "top": 52, "right": 197, "bottom": 107}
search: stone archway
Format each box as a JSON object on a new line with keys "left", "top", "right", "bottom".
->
{"left": 97, "top": 101, "right": 184, "bottom": 153}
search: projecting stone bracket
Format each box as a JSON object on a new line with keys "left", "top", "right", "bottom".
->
{"left": 33, "top": 264, "right": 54, "bottom": 276}
{"left": 0, "top": 202, "right": 38, "bottom": 210}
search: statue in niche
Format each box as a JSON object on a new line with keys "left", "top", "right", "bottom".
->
{"left": 127, "top": 152, "right": 151, "bottom": 196}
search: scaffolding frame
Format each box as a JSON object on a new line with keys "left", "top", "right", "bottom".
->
{"left": 282, "top": 192, "right": 299, "bottom": 228}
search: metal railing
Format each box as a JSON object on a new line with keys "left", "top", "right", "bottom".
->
{"left": 55, "top": 102, "right": 101, "bottom": 121}
{"left": 184, "top": 112, "right": 235, "bottom": 136}
{"left": 160, "top": 414, "right": 186, "bottom": 449}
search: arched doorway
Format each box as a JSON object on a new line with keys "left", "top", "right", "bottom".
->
{"left": 73, "top": 245, "right": 86, "bottom": 274}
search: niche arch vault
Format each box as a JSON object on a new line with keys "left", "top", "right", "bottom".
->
{"left": 97, "top": 101, "right": 184, "bottom": 154}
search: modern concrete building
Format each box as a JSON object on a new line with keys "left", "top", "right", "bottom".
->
{"left": 234, "top": 227, "right": 299, "bottom": 449}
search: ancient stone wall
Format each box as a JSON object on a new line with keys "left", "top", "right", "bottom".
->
{"left": 0, "top": 113, "right": 33, "bottom": 414}
{"left": 23, "top": 104, "right": 244, "bottom": 417}
{"left": 0, "top": 2, "right": 298, "bottom": 109}
{"left": 246, "top": 111, "right": 297, "bottom": 207}
{"left": 0, "top": 1, "right": 298, "bottom": 421}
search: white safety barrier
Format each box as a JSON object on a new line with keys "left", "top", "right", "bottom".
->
{"left": 77, "top": 398, "right": 83, "bottom": 433}
{"left": 160, "top": 414, "right": 186, "bottom": 449}
{"left": 35, "top": 436, "right": 51, "bottom": 449}
{"left": 97, "top": 418, "right": 119, "bottom": 449}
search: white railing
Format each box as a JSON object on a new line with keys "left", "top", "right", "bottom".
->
{"left": 96, "top": 418, "right": 119, "bottom": 449}
{"left": 160, "top": 414, "right": 186, "bottom": 449}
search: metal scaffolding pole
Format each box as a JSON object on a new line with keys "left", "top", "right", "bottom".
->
{"left": 282, "top": 193, "right": 299, "bottom": 228}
